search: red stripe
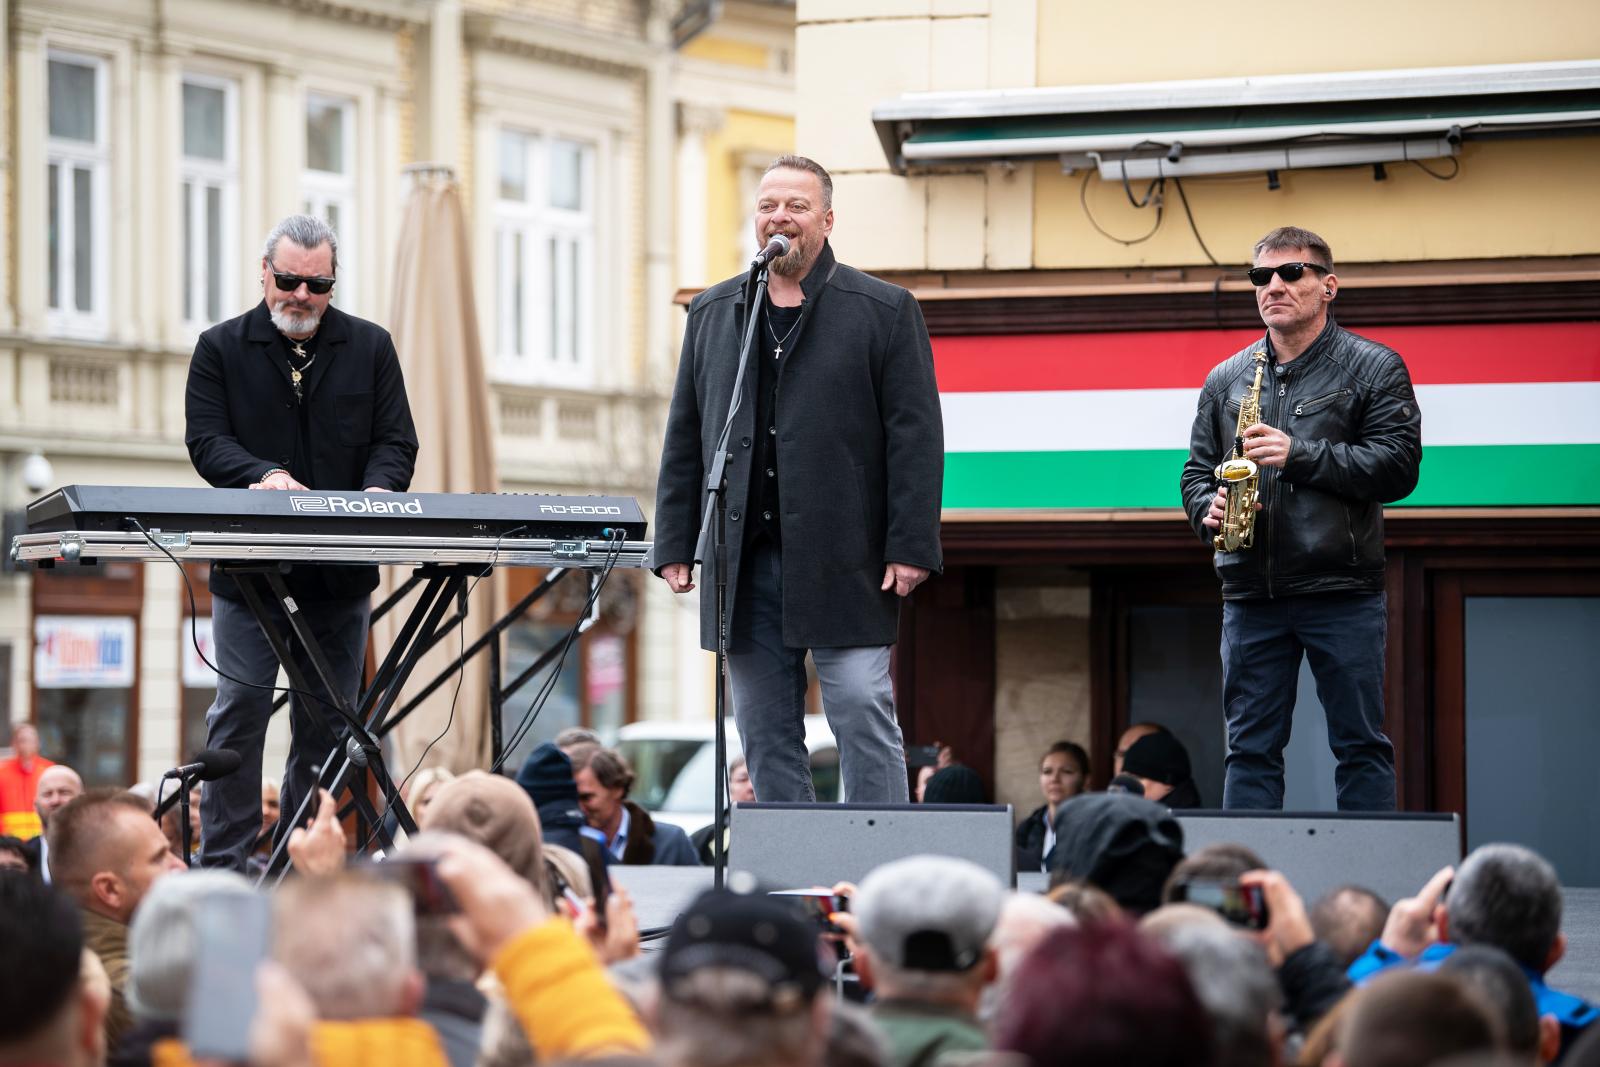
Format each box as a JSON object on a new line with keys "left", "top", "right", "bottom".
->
{"left": 932, "top": 321, "right": 1600, "bottom": 392}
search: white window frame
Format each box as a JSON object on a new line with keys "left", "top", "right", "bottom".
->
{"left": 46, "top": 50, "right": 111, "bottom": 339}
{"left": 301, "top": 92, "right": 356, "bottom": 312}
{"left": 179, "top": 73, "right": 239, "bottom": 331}
{"left": 493, "top": 129, "right": 596, "bottom": 387}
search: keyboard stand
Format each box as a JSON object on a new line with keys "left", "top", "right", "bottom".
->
{"left": 228, "top": 561, "right": 480, "bottom": 882}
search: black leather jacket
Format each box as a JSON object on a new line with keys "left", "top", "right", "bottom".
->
{"left": 1180, "top": 318, "right": 1422, "bottom": 600}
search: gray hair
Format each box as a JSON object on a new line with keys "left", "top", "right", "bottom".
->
{"left": 1252, "top": 225, "right": 1333, "bottom": 271}
{"left": 273, "top": 871, "right": 415, "bottom": 1020}
{"left": 980, "top": 892, "right": 1076, "bottom": 1024}
{"left": 127, "top": 869, "right": 257, "bottom": 1022}
{"left": 1438, "top": 945, "right": 1540, "bottom": 1057}
{"left": 1149, "top": 922, "right": 1281, "bottom": 1067}
{"left": 765, "top": 155, "right": 833, "bottom": 211}
{"left": 657, "top": 967, "right": 825, "bottom": 1067}
{"left": 1447, "top": 843, "right": 1563, "bottom": 971}
{"left": 263, "top": 214, "right": 339, "bottom": 273}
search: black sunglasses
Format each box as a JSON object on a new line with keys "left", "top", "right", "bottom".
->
{"left": 268, "top": 263, "right": 336, "bottom": 295}
{"left": 1246, "top": 262, "right": 1330, "bottom": 286}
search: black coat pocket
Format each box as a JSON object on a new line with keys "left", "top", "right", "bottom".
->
{"left": 335, "top": 391, "right": 374, "bottom": 446}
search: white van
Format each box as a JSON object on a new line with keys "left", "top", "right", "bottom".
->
{"left": 615, "top": 715, "right": 839, "bottom": 833}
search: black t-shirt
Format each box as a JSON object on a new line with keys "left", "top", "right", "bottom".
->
{"left": 748, "top": 298, "right": 803, "bottom": 549}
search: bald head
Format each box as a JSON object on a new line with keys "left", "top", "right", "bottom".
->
{"left": 49, "top": 790, "right": 184, "bottom": 922}
{"left": 35, "top": 766, "right": 84, "bottom": 829}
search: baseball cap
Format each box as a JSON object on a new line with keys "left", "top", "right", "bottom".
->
{"left": 659, "top": 888, "right": 825, "bottom": 1010}
{"left": 853, "top": 855, "right": 1003, "bottom": 972}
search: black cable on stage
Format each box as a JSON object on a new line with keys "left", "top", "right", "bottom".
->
{"left": 490, "top": 532, "right": 624, "bottom": 773}
{"left": 370, "top": 523, "right": 526, "bottom": 833}
{"left": 130, "top": 517, "right": 341, "bottom": 717}
{"left": 490, "top": 530, "right": 626, "bottom": 776}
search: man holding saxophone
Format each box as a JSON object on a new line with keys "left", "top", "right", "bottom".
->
{"left": 1180, "top": 227, "right": 1422, "bottom": 811}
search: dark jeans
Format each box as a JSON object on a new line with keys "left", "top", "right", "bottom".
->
{"left": 1221, "top": 591, "right": 1395, "bottom": 811}
{"left": 199, "top": 591, "right": 370, "bottom": 872}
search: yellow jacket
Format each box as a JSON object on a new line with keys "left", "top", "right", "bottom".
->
{"left": 490, "top": 917, "right": 650, "bottom": 1058}
{"left": 150, "top": 917, "right": 646, "bottom": 1067}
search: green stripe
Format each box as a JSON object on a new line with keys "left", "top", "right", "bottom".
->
{"left": 905, "top": 90, "right": 1600, "bottom": 146}
{"left": 1400, "top": 443, "right": 1600, "bottom": 506}
{"left": 943, "top": 444, "right": 1600, "bottom": 510}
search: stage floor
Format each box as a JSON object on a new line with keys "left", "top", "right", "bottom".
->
{"left": 611, "top": 868, "right": 1600, "bottom": 1003}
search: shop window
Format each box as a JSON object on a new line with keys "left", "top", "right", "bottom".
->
{"left": 31, "top": 561, "right": 142, "bottom": 787}
{"left": 34, "top": 615, "right": 136, "bottom": 786}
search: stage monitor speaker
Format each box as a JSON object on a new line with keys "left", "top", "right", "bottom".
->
{"left": 730, "top": 802, "right": 1017, "bottom": 888}
{"left": 1176, "top": 811, "right": 1461, "bottom": 907}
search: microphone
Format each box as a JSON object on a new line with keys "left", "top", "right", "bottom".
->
{"left": 164, "top": 748, "right": 243, "bottom": 781}
{"left": 1107, "top": 773, "right": 1146, "bottom": 797}
{"left": 750, "top": 233, "right": 791, "bottom": 270}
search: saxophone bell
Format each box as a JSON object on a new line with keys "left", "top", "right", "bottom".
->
{"left": 1216, "top": 457, "right": 1259, "bottom": 482}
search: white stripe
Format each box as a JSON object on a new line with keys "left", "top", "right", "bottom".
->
{"left": 1414, "top": 382, "right": 1600, "bottom": 446}
{"left": 941, "top": 389, "right": 1195, "bottom": 452}
{"left": 940, "top": 382, "right": 1600, "bottom": 453}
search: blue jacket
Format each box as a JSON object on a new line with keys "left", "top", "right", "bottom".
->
{"left": 1349, "top": 940, "right": 1597, "bottom": 1051}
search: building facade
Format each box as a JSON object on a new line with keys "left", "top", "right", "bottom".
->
{"left": 794, "top": 1, "right": 1600, "bottom": 881}
{"left": 0, "top": 0, "right": 796, "bottom": 788}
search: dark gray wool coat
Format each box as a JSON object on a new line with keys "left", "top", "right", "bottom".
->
{"left": 650, "top": 241, "right": 944, "bottom": 651}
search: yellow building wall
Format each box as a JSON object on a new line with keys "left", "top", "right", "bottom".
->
{"left": 680, "top": 34, "right": 771, "bottom": 70}
{"left": 1029, "top": 0, "right": 1600, "bottom": 268}
{"left": 1034, "top": 137, "right": 1600, "bottom": 269}
{"left": 1037, "top": 0, "right": 1600, "bottom": 85}
{"left": 703, "top": 110, "right": 795, "bottom": 284}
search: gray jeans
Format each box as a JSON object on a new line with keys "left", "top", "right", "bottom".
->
{"left": 726, "top": 540, "right": 908, "bottom": 804}
{"left": 199, "top": 590, "right": 370, "bottom": 872}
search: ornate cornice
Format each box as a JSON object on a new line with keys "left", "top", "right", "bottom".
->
{"left": 463, "top": 12, "right": 657, "bottom": 79}
{"left": 259, "top": 0, "right": 429, "bottom": 32}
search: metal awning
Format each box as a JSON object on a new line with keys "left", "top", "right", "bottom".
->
{"left": 872, "top": 60, "right": 1600, "bottom": 172}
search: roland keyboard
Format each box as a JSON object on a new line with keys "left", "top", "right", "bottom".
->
{"left": 11, "top": 485, "right": 652, "bottom": 570}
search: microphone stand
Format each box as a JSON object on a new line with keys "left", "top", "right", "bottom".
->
{"left": 153, "top": 769, "right": 201, "bottom": 869}
{"left": 694, "top": 260, "right": 771, "bottom": 890}
{"left": 178, "top": 779, "right": 195, "bottom": 868}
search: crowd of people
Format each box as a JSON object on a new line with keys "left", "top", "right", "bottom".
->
{"left": 4, "top": 717, "right": 1599, "bottom": 1067}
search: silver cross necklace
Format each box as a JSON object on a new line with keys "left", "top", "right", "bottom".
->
{"left": 766, "top": 305, "right": 802, "bottom": 360}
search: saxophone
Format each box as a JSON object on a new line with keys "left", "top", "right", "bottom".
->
{"left": 1212, "top": 349, "right": 1268, "bottom": 553}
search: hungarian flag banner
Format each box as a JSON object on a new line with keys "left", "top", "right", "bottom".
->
{"left": 934, "top": 321, "right": 1600, "bottom": 511}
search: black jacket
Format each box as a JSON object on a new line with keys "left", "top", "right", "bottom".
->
{"left": 1015, "top": 804, "right": 1051, "bottom": 873}
{"left": 185, "top": 301, "right": 418, "bottom": 600}
{"left": 650, "top": 241, "right": 944, "bottom": 650}
{"left": 1180, "top": 318, "right": 1421, "bottom": 600}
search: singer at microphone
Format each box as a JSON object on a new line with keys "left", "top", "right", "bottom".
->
{"left": 751, "top": 233, "right": 791, "bottom": 271}
{"left": 650, "top": 154, "right": 944, "bottom": 806}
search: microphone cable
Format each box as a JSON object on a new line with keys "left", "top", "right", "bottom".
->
{"left": 130, "top": 517, "right": 353, "bottom": 725}
{"left": 370, "top": 523, "right": 525, "bottom": 833}
{"left": 490, "top": 528, "right": 627, "bottom": 775}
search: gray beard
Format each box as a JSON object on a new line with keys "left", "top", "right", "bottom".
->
{"left": 768, "top": 235, "right": 819, "bottom": 278}
{"left": 271, "top": 305, "right": 322, "bottom": 337}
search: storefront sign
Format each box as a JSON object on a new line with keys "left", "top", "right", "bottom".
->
{"left": 34, "top": 616, "right": 135, "bottom": 688}
{"left": 181, "top": 617, "right": 218, "bottom": 688}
